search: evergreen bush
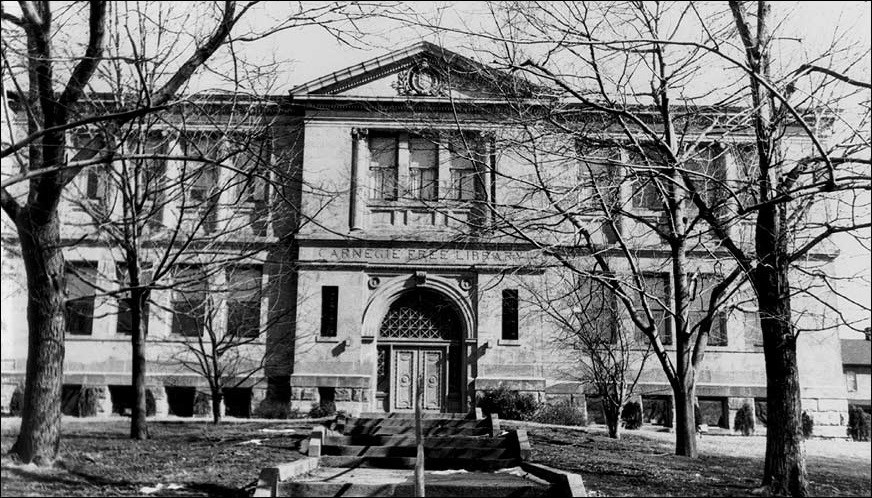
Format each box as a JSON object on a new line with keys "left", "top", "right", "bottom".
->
{"left": 621, "top": 400, "right": 643, "bottom": 430}
{"left": 848, "top": 405, "right": 871, "bottom": 442}
{"left": 193, "top": 391, "right": 211, "bottom": 416}
{"left": 733, "top": 402, "right": 755, "bottom": 435}
{"left": 534, "top": 401, "right": 587, "bottom": 426}
{"left": 252, "top": 398, "right": 290, "bottom": 419}
{"left": 77, "top": 386, "right": 102, "bottom": 417}
{"left": 476, "top": 387, "right": 540, "bottom": 421}
{"left": 309, "top": 401, "right": 337, "bottom": 418}
{"left": 801, "top": 411, "right": 814, "bottom": 438}
{"left": 9, "top": 385, "right": 23, "bottom": 415}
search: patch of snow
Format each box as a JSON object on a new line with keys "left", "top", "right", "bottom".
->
{"left": 139, "top": 483, "right": 184, "bottom": 494}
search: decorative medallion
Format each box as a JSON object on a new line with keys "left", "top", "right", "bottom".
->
{"left": 368, "top": 276, "right": 381, "bottom": 289}
{"left": 459, "top": 278, "right": 473, "bottom": 291}
{"left": 394, "top": 61, "right": 446, "bottom": 97}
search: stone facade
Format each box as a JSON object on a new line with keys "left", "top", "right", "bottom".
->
{"left": 0, "top": 43, "right": 852, "bottom": 434}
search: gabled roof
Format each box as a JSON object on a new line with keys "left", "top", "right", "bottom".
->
{"left": 289, "top": 41, "right": 536, "bottom": 98}
{"left": 842, "top": 339, "right": 872, "bottom": 366}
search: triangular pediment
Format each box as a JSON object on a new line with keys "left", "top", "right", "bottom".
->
{"left": 290, "top": 41, "right": 533, "bottom": 99}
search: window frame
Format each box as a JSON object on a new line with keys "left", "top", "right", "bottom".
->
{"left": 64, "top": 262, "right": 99, "bottom": 336}
{"left": 366, "top": 129, "right": 490, "bottom": 206}
{"left": 171, "top": 266, "right": 209, "bottom": 338}
{"left": 320, "top": 286, "right": 339, "bottom": 337}
{"left": 226, "top": 265, "right": 263, "bottom": 339}
{"left": 501, "top": 288, "right": 519, "bottom": 341}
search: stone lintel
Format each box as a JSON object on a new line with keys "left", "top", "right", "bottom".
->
{"left": 474, "top": 377, "right": 546, "bottom": 392}
{"left": 290, "top": 374, "right": 371, "bottom": 388}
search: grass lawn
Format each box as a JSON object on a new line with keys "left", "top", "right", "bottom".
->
{"left": 2, "top": 417, "right": 870, "bottom": 497}
{"left": 511, "top": 422, "right": 871, "bottom": 497}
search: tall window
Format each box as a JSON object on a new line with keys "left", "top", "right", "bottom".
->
{"left": 72, "top": 133, "right": 110, "bottom": 202}
{"left": 628, "top": 145, "right": 667, "bottom": 211}
{"left": 449, "top": 133, "right": 484, "bottom": 201}
{"left": 227, "top": 266, "right": 262, "bottom": 339}
{"left": 233, "top": 137, "right": 271, "bottom": 236}
{"left": 65, "top": 263, "right": 99, "bottom": 336}
{"left": 635, "top": 274, "right": 672, "bottom": 346}
{"left": 684, "top": 145, "right": 728, "bottom": 213}
{"left": 574, "top": 276, "right": 619, "bottom": 345}
{"left": 115, "top": 264, "right": 151, "bottom": 336}
{"left": 172, "top": 266, "right": 208, "bottom": 337}
{"left": 501, "top": 289, "right": 519, "bottom": 340}
{"left": 118, "top": 134, "right": 170, "bottom": 228}
{"left": 320, "top": 286, "right": 339, "bottom": 337}
{"left": 409, "top": 136, "right": 438, "bottom": 200}
{"left": 117, "top": 298, "right": 149, "bottom": 336}
{"left": 182, "top": 135, "right": 221, "bottom": 232}
{"left": 369, "top": 133, "right": 399, "bottom": 201}
{"left": 689, "top": 274, "right": 728, "bottom": 346}
{"left": 577, "top": 146, "right": 621, "bottom": 209}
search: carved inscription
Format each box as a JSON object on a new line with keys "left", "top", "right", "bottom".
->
{"left": 309, "top": 247, "right": 533, "bottom": 265}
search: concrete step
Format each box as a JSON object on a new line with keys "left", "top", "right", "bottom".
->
{"left": 324, "top": 434, "right": 509, "bottom": 448}
{"left": 321, "top": 445, "right": 515, "bottom": 459}
{"left": 359, "top": 412, "right": 477, "bottom": 420}
{"left": 347, "top": 417, "right": 486, "bottom": 428}
{"left": 279, "top": 481, "right": 553, "bottom": 497}
{"left": 341, "top": 425, "right": 491, "bottom": 436}
{"left": 320, "top": 455, "right": 521, "bottom": 471}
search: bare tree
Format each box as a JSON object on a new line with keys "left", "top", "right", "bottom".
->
{"left": 0, "top": 0, "right": 388, "bottom": 463}
{"left": 397, "top": 3, "right": 869, "bottom": 488}
{"left": 527, "top": 269, "right": 652, "bottom": 439}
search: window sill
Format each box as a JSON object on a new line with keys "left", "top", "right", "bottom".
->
{"left": 367, "top": 201, "right": 474, "bottom": 209}
{"left": 497, "top": 339, "right": 521, "bottom": 347}
{"left": 316, "top": 336, "right": 342, "bottom": 343}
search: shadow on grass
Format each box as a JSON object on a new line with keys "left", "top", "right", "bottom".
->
{"left": 182, "top": 481, "right": 250, "bottom": 497}
{"left": 3, "top": 461, "right": 139, "bottom": 491}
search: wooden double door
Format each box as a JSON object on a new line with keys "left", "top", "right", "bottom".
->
{"left": 390, "top": 346, "right": 447, "bottom": 412}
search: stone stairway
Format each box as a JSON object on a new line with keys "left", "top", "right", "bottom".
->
{"left": 318, "top": 412, "right": 524, "bottom": 471}
{"left": 255, "top": 412, "right": 586, "bottom": 497}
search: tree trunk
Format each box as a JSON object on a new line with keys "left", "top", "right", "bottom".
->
{"left": 673, "top": 386, "right": 697, "bottom": 457}
{"left": 130, "top": 288, "right": 149, "bottom": 439}
{"left": 211, "top": 389, "right": 223, "bottom": 424}
{"left": 755, "top": 264, "right": 807, "bottom": 496}
{"left": 603, "top": 402, "right": 621, "bottom": 439}
{"left": 10, "top": 209, "right": 65, "bottom": 464}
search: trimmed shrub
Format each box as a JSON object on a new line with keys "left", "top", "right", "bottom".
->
{"left": 801, "top": 411, "right": 814, "bottom": 439}
{"left": 253, "top": 398, "right": 290, "bottom": 419}
{"left": 621, "top": 401, "right": 643, "bottom": 430}
{"left": 848, "top": 405, "right": 871, "bottom": 442}
{"left": 476, "top": 387, "right": 540, "bottom": 421}
{"left": 9, "top": 386, "right": 24, "bottom": 416}
{"left": 193, "top": 391, "right": 211, "bottom": 416}
{"left": 77, "top": 386, "right": 103, "bottom": 417}
{"left": 733, "top": 402, "right": 755, "bottom": 435}
{"left": 309, "top": 401, "right": 336, "bottom": 418}
{"left": 534, "top": 401, "right": 586, "bottom": 426}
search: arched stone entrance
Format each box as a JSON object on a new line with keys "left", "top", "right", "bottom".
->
{"left": 369, "top": 284, "right": 468, "bottom": 413}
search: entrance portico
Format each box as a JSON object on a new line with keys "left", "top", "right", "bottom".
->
{"left": 362, "top": 274, "right": 475, "bottom": 413}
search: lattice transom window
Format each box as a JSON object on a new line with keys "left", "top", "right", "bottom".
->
{"left": 380, "top": 291, "right": 458, "bottom": 340}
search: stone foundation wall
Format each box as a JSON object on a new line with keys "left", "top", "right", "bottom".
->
{"left": 803, "top": 398, "right": 849, "bottom": 438}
